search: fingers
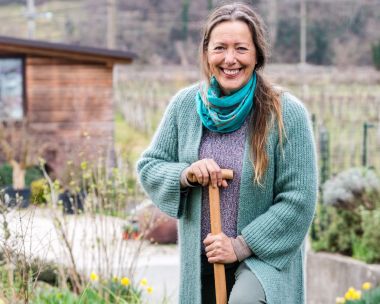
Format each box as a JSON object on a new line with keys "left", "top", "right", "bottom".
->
{"left": 207, "top": 159, "right": 221, "bottom": 188}
{"left": 188, "top": 159, "right": 223, "bottom": 187}
{"left": 204, "top": 237, "right": 222, "bottom": 260}
{"left": 203, "top": 233, "right": 219, "bottom": 247}
{"left": 202, "top": 233, "right": 237, "bottom": 264}
{"left": 221, "top": 179, "right": 228, "bottom": 188}
{"left": 197, "top": 163, "right": 210, "bottom": 186}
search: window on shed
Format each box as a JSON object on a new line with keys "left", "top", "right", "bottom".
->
{"left": 0, "top": 58, "right": 24, "bottom": 120}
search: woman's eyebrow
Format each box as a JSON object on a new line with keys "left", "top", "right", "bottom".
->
{"left": 210, "top": 41, "right": 251, "bottom": 46}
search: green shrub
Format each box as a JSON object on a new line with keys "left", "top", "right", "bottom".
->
{"left": 0, "top": 163, "right": 12, "bottom": 187}
{"left": 372, "top": 40, "right": 380, "bottom": 70}
{"left": 312, "top": 207, "right": 362, "bottom": 256}
{"left": 312, "top": 168, "right": 380, "bottom": 263}
{"left": 354, "top": 208, "right": 380, "bottom": 263}
{"left": 322, "top": 167, "right": 380, "bottom": 210}
{"left": 25, "top": 166, "right": 44, "bottom": 187}
{"left": 31, "top": 287, "right": 78, "bottom": 304}
{"left": 31, "top": 274, "right": 149, "bottom": 304}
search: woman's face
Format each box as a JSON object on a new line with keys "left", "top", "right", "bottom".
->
{"left": 207, "top": 20, "right": 257, "bottom": 95}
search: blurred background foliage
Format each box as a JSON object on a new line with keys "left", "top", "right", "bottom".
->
{"left": 0, "top": 0, "right": 379, "bottom": 67}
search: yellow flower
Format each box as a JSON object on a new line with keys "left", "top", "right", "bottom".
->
{"left": 344, "top": 287, "right": 355, "bottom": 300}
{"left": 90, "top": 272, "right": 99, "bottom": 282}
{"left": 140, "top": 278, "right": 148, "bottom": 286}
{"left": 112, "top": 276, "right": 119, "bottom": 282}
{"left": 344, "top": 287, "right": 361, "bottom": 300}
{"left": 81, "top": 161, "right": 88, "bottom": 170}
{"left": 53, "top": 179, "right": 61, "bottom": 191}
{"left": 147, "top": 286, "right": 153, "bottom": 294}
{"left": 362, "top": 282, "right": 372, "bottom": 290}
{"left": 83, "top": 172, "right": 91, "bottom": 180}
{"left": 121, "top": 277, "right": 130, "bottom": 286}
{"left": 38, "top": 158, "right": 46, "bottom": 166}
{"left": 336, "top": 297, "right": 345, "bottom": 304}
{"left": 353, "top": 290, "right": 362, "bottom": 300}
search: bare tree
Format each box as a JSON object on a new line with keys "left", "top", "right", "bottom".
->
{"left": 0, "top": 120, "right": 36, "bottom": 189}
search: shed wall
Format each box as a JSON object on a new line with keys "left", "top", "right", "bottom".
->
{"left": 26, "top": 56, "right": 114, "bottom": 175}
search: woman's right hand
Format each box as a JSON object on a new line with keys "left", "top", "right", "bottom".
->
{"left": 184, "top": 159, "right": 228, "bottom": 188}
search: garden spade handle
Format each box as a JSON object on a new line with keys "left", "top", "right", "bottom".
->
{"left": 188, "top": 168, "right": 234, "bottom": 304}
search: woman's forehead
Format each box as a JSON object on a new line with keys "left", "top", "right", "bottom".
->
{"left": 209, "top": 21, "right": 253, "bottom": 44}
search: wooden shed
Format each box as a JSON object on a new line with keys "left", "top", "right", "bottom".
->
{"left": 0, "top": 36, "right": 135, "bottom": 178}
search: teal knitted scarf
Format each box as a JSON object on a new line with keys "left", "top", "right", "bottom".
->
{"left": 196, "top": 73, "right": 257, "bottom": 133}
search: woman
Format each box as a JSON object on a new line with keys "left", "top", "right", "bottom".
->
{"left": 137, "top": 3, "right": 317, "bottom": 304}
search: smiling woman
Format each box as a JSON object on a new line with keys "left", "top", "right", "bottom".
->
{"left": 137, "top": 3, "right": 317, "bottom": 304}
{"left": 206, "top": 20, "right": 256, "bottom": 95}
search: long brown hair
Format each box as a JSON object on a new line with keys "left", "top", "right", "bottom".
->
{"left": 199, "top": 2, "right": 285, "bottom": 184}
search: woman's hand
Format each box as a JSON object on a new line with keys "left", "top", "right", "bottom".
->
{"left": 184, "top": 158, "right": 228, "bottom": 188}
{"left": 203, "top": 233, "right": 237, "bottom": 264}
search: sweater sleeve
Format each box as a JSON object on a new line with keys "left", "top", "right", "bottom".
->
{"left": 241, "top": 94, "right": 318, "bottom": 271}
{"left": 137, "top": 92, "right": 190, "bottom": 219}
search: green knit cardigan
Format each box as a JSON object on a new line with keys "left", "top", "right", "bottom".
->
{"left": 137, "top": 83, "right": 318, "bottom": 304}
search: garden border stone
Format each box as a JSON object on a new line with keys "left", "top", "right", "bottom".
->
{"left": 307, "top": 251, "right": 380, "bottom": 304}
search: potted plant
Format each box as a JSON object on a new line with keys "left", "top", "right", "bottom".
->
{"left": 55, "top": 160, "right": 88, "bottom": 215}
{"left": 58, "top": 189, "right": 85, "bottom": 215}
{"left": 122, "top": 220, "right": 140, "bottom": 240}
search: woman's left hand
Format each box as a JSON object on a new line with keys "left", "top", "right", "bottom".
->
{"left": 203, "top": 232, "right": 237, "bottom": 264}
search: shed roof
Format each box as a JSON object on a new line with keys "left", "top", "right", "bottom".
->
{"left": 0, "top": 36, "right": 136, "bottom": 65}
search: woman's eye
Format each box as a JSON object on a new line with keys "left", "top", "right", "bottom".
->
{"left": 237, "top": 47, "right": 248, "bottom": 52}
{"left": 214, "top": 46, "right": 224, "bottom": 51}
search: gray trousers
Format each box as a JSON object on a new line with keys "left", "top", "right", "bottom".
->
{"left": 201, "top": 255, "right": 267, "bottom": 304}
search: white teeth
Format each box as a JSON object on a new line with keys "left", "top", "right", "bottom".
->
{"left": 223, "top": 69, "right": 240, "bottom": 75}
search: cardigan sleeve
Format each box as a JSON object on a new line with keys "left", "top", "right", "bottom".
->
{"left": 241, "top": 94, "right": 318, "bottom": 271}
{"left": 137, "top": 92, "right": 190, "bottom": 219}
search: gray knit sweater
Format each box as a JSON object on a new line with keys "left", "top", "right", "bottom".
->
{"left": 200, "top": 120, "right": 247, "bottom": 250}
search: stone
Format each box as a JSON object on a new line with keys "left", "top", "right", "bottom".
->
{"left": 137, "top": 204, "right": 178, "bottom": 244}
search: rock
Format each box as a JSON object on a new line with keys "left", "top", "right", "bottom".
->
{"left": 137, "top": 204, "right": 178, "bottom": 244}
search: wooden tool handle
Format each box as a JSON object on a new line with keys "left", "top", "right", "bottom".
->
{"left": 187, "top": 166, "right": 233, "bottom": 304}
{"left": 214, "top": 263, "right": 227, "bottom": 304}
{"left": 209, "top": 175, "right": 232, "bottom": 304}
{"left": 209, "top": 185, "right": 222, "bottom": 234}
{"left": 187, "top": 168, "right": 233, "bottom": 184}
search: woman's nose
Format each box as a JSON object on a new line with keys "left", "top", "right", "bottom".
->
{"left": 224, "top": 49, "right": 236, "bottom": 65}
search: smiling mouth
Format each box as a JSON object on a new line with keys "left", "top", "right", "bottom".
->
{"left": 221, "top": 68, "right": 242, "bottom": 76}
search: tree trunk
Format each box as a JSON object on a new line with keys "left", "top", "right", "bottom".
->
{"left": 175, "top": 41, "right": 189, "bottom": 66}
{"left": 267, "top": 0, "right": 278, "bottom": 47}
{"left": 182, "top": 0, "right": 189, "bottom": 40}
{"left": 10, "top": 160, "right": 25, "bottom": 189}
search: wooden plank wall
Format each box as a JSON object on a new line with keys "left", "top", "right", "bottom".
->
{"left": 26, "top": 57, "right": 115, "bottom": 176}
